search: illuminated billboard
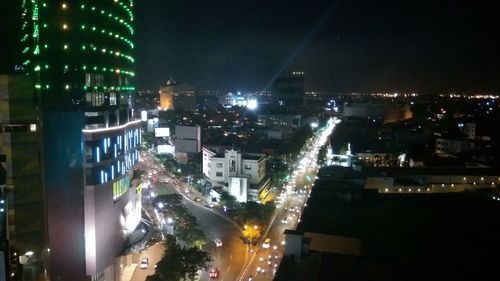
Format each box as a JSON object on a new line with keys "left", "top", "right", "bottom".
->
{"left": 155, "top": 127, "right": 170, "bottom": 137}
{"left": 157, "top": 144, "right": 175, "bottom": 154}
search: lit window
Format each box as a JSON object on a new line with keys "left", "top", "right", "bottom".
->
{"left": 30, "top": 124, "right": 37, "bottom": 132}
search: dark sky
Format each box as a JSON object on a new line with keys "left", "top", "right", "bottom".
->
{"left": 135, "top": 0, "right": 500, "bottom": 93}
{"left": 0, "top": 1, "right": 498, "bottom": 94}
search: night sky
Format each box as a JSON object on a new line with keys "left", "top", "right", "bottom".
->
{"left": 0, "top": 1, "right": 498, "bottom": 93}
{"left": 135, "top": 0, "right": 499, "bottom": 93}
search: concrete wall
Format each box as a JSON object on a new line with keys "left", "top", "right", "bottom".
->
{"left": 43, "top": 111, "right": 87, "bottom": 281}
{"left": 87, "top": 176, "right": 141, "bottom": 276}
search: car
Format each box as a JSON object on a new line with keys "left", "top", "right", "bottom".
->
{"left": 262, "top": 238, "right": 271, "bottom": 249}
{"left": 281, "top": 217, "right": 289, "bottom": 224}
{"left": 140, "top": 257, "right": 149, "bottom": 269}
{"left": 209, "top": 267, "right": 219, "bottom": 279}
{"left": 195, "top": 197, "right": 203, "bottom": 203}
{"left": 214, "top": 239, "right": 223, "bottom": 247}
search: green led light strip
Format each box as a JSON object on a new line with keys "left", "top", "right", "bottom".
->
{"left": 81, "top": 43, "right": 134, "bottom": 63}
{"left": 80, "top": 23, "right": 134, "bottom": 50}
{"left": 81, "top": 4, "right": 134, "bottom": 35}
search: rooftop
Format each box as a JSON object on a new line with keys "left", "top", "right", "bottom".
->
{"left": 296, "top": 180, "right": 500, "bottom": 280}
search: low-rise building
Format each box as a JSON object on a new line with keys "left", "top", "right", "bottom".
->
{"left": 202, "top": 147, "right": 270, "bottom": 202}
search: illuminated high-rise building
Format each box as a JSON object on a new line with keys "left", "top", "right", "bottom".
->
{"left": 19, "top": 1, "right": 142, "bottom": 280}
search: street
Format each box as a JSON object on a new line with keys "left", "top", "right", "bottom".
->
{"left": 131, "top": 118, "right": 337, "bottom": 281}
{"left": 132, "top": 151, "right": 247, "bottom": 281}
{"left": 238, "top": 118, "right": 337, "bottom": 281}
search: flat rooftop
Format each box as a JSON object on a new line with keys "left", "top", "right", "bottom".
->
{"left": 297, "top": 180, "right": 500, "bottom": 280}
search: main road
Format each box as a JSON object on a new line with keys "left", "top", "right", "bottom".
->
{"left": 238, "top": 118, "right": 338, "bottom": 281}
{"left": 132, "top": 151, "right": 247, "bottom": 281}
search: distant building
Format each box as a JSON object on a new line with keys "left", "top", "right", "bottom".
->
{"left": 272, "top": 73, "right": 304, "bottom": 109}
{"left": 343, "top": 102, "right": 413, "bottom": 123}
{"left": 174, "top": 125, "right": 201, "bottom": 155}
{"left": 159, "top": 78, "right": 196, "bottom": 111}
{"left": 464, "top": 122, "right": 476, "bottom": 140}
{"left": 435, "top": 137, "right": 472, "bottom": 154}
{"left": 317, "top": 165, "right": 500, "bottom": 194}
{"left": 257, "top": 114, "right": 302, "bottom": 128}
{"left": 202, "top": 147, "right": 269, "bottom": 202}
{"left": 134, "top": 90, "right": 160, "bottom": 110}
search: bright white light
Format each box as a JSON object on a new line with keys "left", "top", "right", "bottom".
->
{"left": 157, "top": 202, "right": 164, "bottom": 209}
{"left": 141, "top": 110, "right": 147, "bottom": 121}
{"left": 25, "top": 251, "right": 34, "bottom": 257}
{"left": 82, "top": 119, "right": 141, "bottom": 133}
{"left": 167, "top": 217, "right": 173, "bottom": 224}
{"left": 246, "top": 99, "right": 258, "bottom": 110}
{"left": 310, "top": 122, "right": 318, "bottom": 128}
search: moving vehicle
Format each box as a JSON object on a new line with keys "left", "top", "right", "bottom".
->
{"left": 140, "top": 257, "right": 149, "bottom": 269}
{"left": 214, "top": 239, "right": 223, "bottom": 247}
{"left": 209, "top": 267, "right": 219, "bottom": 279}
{"left": 262, "top": 238, "right": 271, "bottom": 249}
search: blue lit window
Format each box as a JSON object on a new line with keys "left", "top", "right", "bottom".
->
{"left": 96, "top": 147, "right": 100, "bottom": 162}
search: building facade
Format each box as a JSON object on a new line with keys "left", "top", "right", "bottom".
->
{"left": 0, "top": 75, "right": 46, "bottom": 280}
{"left": 20, "top": 1, "right": 141, "bottom": 280}
{"left": 202, "top": 148, "right": 267, "bottom": 202}
{"left": 272, "top": 73, "right": 304, "bottom": 109}
{"left": 174, "top": 125, "right": 201, "bottom": 154}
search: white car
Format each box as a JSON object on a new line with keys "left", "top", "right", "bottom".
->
{"left": 140, "top": 257, "right": 149, "bottom": 269}
{"left": 262, "top": 238, "right": 271, "bottom": 249}
{"left": 214, "top": 239, "right": 223, "bottom": 247}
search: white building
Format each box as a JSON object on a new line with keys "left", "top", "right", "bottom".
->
{"left": 435, "top": 137, "right": 471, "bottom": 154}
{"left": 202, "top": 147, "right": 268, "bottom": 202}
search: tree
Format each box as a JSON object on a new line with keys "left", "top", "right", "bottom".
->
{"left": 147, "top": 235, "right": 212, "bottom": 281}
{"left": 317, "top": 144, "right": 328, "bottom": 167}
{"left": 242, "top": 224, "right": 261, "bottom": 245}
{"left": 234, "top": 201, "right": 276, "bottom": 226}
{"left": 155, "top": 193, "right": 183, "bottom": 207}
{"left": 220, "top": 191, "right": 239, "bottom": 209}
{"left": 164, "top": 203, "right": 208, "bottom": 248}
